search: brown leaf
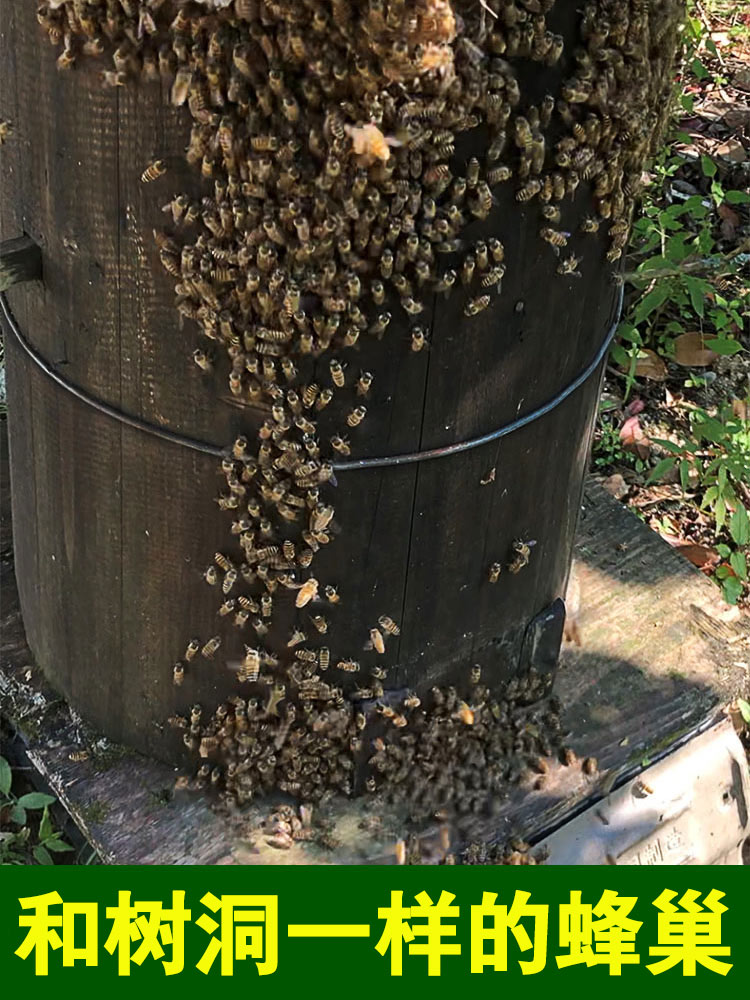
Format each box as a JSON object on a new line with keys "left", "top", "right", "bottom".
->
{"left": 676, "top": 543, "right": 721, "bottom": 571}
{"left": 673, "top": 332, "right": 718, "bottom": 367}
{"left": 715, "top": 139, "right": 747, "bottom": 163}
{"left": 619, "top": 416, "right": 650, "bottom": 459}
{"left": 732, "top": 398, "right": 748, "bottom": 421}
{"left": 601, "top": 473, "right": 629, "bottom": 500}
{"left": 625, "top": 397, "right": 645, "bottom": 416}
{"left": 717, "top": 203, "right": 740, "bottom": 227}
{"left": 659, "top": 535, "right": 720, "bottom": 570}
{"left": 633, "top": 350, "right": 667, "bottom": 380}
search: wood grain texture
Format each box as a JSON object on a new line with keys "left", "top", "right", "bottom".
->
{"left": 3, "top": 467, "right": 747, "bottom": 864}
{"left": 2, "top": 2, "right": 625, "bottom": 761}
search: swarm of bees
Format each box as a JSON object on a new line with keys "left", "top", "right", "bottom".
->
{"left": 38, "top": 0, "right": 683, "bottom": 813}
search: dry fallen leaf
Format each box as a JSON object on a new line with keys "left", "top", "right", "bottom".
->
{"left": 673, "top": 332, "right": 718, "bottom": 367}
{"left": 659, "top": 535, "right": 720, "bottom": 570}
{"left": 633, "top": 349, "right": 667, "bottom": 380}
{"left": 619, "top": 415, "right": 650, "bottom": 458}
{"left": 718, "top": 203, "right": 740, "bottom": 227}
{"left": 715, "top": 139, "right": 747, "bottom": 163}
{"left": 731, "top": 398, "right": 748, "bottom": 421}
{"left": 625, "top": 397, "right": 645, "bottom": 416}
{"left": 601, "top": 473, "right": 629, "bottom": 500}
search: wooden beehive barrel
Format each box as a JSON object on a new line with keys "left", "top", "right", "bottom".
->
{"left": 0, "top": 0, "right": 678, "bottom": 768}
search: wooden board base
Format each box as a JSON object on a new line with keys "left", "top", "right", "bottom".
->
{"left": 2, "top": 416, "right": 748, "bottom": 863}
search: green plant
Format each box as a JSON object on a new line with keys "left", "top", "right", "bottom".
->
{"left": 611, "top": 152, "right": 748, "bottom": 390}
{"left": 0, "top": 754, "right": 74, "bottom": 865}
{"left": 648, "top": 400, "right": 750, "bottom": 603}
{"left": 592, "top": 409, "right": 646, "bottom": 472}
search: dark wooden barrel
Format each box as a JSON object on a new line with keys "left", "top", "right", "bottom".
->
{"left": 0, "top": 0, "right": 676, "bottom": 766}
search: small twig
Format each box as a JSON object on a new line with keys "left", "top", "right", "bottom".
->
{"left": 616, "top": 241, "right": 750, "bottom": 284}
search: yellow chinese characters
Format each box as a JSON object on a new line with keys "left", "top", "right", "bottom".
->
{"left": 558, "top": 890, "right": 641, "bottom": 974}
{"left": 196, "top": 892, "right": 278, "bottom": 976}
{"left": 471, "top": 890, "right": 548, "bottom": 975}
{"left": 16, "top": 891, "right": 97, "bottom": 975}
{"left": 104, "top": 890, "right": 192, "bottom": 975}
{"left": 376, "top": 890, "right": 460, "bottom": 976}
{"left": 648, "top": 889, "right": 732, "bottom": 976}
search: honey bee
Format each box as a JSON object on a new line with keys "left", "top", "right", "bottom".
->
{"left": 238, "top": 646, "right": 260, "bottom": 683}
{"left": 368, "top": 628, "right": 386, "bottom": 654}
{"left": 329, "top": 359, "right": 346, "bottom": 388}
{"left": 173, "top": 662, "right": 185, "bottom": 686}
{"left": 222, "top": 568, "right": 238, "bottom": 595}
{"left": 141, "top": 159, "right": 167, "bottom": 183}
{"left": 296, "top": 578, "right": 319, "bottom": 608}
{"left": 516, "top": 179, "right": 542, "bottom": 202}
{"left": 327, "top": 433, "right": 350, "bottom": 458}
{"left": 357, "top": 372, "right": 374, "bottom": 397}
{"left": 184, "top": 639, "right": 200, "bottom": 662}
{"left": 488, "top": 562, "right": 502, "bottom": 583}
{"left": 454, "top": 701, "right": 475, "bottom": 725}
{"left": 369, "top": 312, "right": 392, "bottom": 337}
{"left": 337, "top": 659, "right": 360, "bottom": 673}
{"left": 204, "top": 565, "right": 219, "bottom": 586}
{"left": 218, "top": 599, "right": 236, "bottom": 617}
{"left": 310, "top": 615, "right": 329, "bottom": 634}
{"left": 481, "top": 265, "right": 506, "bottom": 289}
{"left": 345, "top": 122, "right": 401, "bottom": 164}
{"left": 433, "top": 269, "right": 456, "bottom": 296}
{"left": 325, "top": 585, "right": 341, "bottom": 605}
{"left": 201, "top": 636, "right": 221, "bottom": 659}
{"left": 411, "top": 327, "right": 428, "bottom": 352}
{"left": 540, "top": 227, "right": 569, "bottom": 248}
{"left": 378, "top": 616, "right": 400, "bottom": 636}
{"left": 346, "top": 406, "right": 367, "bottom": 428}
{"left": 508, "top": 539, "right": 536, "bottom": 574}
{"left": 582, "top": 756, "right": 598, "bottom": 776}
{"left": 579, "top": 215, "right": 600, "bottom": 234}
{"left": 403, "top": 693, "right": 421, "bottom": 709}
{"left": 101, "top": 70, "right": 127, "bottom": 87}
{"left": 557, "top": 254, "right": 582, "bottom": 278}
{"left": 465, "top": 295, "right": 491, "bottom": 317}
{"left": 319, "top": 647, "right": 330, "bottom": 671}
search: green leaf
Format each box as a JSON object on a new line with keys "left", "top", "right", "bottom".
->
{"left": 679, "top": 459, "right": 691, "bottom": 491}
{"left": 705, "top": 337, "right": 743, "bottom": 356}
{"left": 730, "top": 551, "right": 748, "bottom": 582}
{"left": 738, "top": 698, "right": 750, "bottom": 724}
{"left": 680, "top": 94, "right": 695, "bottom": 112}
{"left": 610, "top": 343, "right": 629, "bottom": 366}
{"left": 44, "top": 839, "right": 73, "bottom": 854}
{"left": 16, "top": 793, "right": 55, "bottom": 810}
{"left": 725, "top": 190, "right": 750, "bottom": 204}
{"left": 716, "top": 495, "right": 727, "bottom": 531}
{"left": 729, "top": 505, "right": 750, "bottom": 547}
{"left": 716, "top": 543, "right": 731, "bottom": 559}
{"left": 650, "top": 438, "right": 684, "bottom": 455}
{"left": 683, "top": 276, "right": 706, "bottom": 318}
{"left": 646, "top": 458, "right": 677, "bottom": 484}
{"left": 0, "top": 757, "right": 11, "bottom": 798}
{"left": 33, "top": 845, "right": 53, "bottom": 866}
{"left": 721, "top": 576, "right": 743, "bottom": 605}
{"left": 39, "top": 805, "right": 53, "bottom": 843}
{"left": 10, "top": 804, "right": 27, "bottom": 826}
{"left": 632, "top": 284, "right": 672, "bottom": 326}
{"left": 711, "top": 179, "right": 725, "bottom": 205}
{"left": 701, "top": 153, "right": 717, "bottom": 177}
{"left": 691, "top": 57, "right": 709, "bottom": 81}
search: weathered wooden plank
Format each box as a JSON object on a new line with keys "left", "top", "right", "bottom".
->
{"left": 3, "top": 467, "right": 747, "bottom": 864}
{"left": 3, "top": 7, "right": 124, "bottom": 727}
